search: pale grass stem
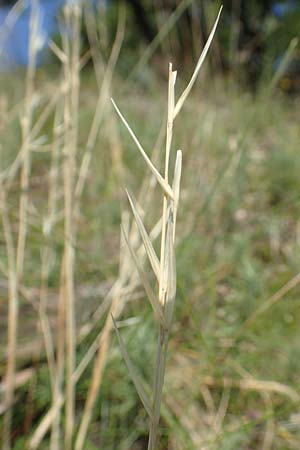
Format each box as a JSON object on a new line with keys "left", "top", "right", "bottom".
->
{"left": 39, "top": 101, "right": 63, "bottom": 450}
{"left": 2, "top": 2, "right": 39, "bottom": 448}
{"left": 111, "top": 8, "right": 221, "bottom": 448}
{"left": 60, "top": 3, "right": 81, "bottom": 449}
{"left": 29, "top": 213, "right": 162, "bottom": 450}
{"left": 73, "top": 9, "right": 126, "bottom": 450}
{"left": 2, "top": 6, "right": 221, "bottom": 450}
{"left": 74, "top": 208, "right": 159, "bottom": 450}
{"left": 1, "top": 189, "right": 18, "bottom": 450}
{"left": 27, "top": 7, "right": 125, "bottom": 449}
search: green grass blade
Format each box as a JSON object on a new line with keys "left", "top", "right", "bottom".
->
{"left": 112, "top": 315, "right": 153, "bottom": 418}
{"left": 268, "top": 37, "right": 298, "bottom": 93}
{"left": 127, "top": 0, "right": 193, "bottom": 83}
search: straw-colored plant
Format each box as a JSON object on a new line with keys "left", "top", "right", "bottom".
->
{"left": 111, "top": 7, "right": 222, "bottom": 448}
{"left": 1, "top": 2, "right": 39, "bottom": 448}
{"left": 1, "top": 2, "right": 124, "bottom": 449}
{"left": 0, "top": 4, "right": 222, "bottom": 449}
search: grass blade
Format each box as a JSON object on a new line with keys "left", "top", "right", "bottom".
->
{"left": 174, "top": 6, "right": 223, "bottom": 119}
{"left": 164, "top": 215, "right": 176, "bottom": 328}
{"left": 172, "top": 150, "right": 182, "bottom": 209}
{"left": 172, "top": 149, "right": 182, "bottom": 203}
{"left": 126, "top": 189, "right": 160, "bottom": 280}
{"left": 165, "top": 66, "right": 177, "bottom": 178}
{"left": 172, "top": 150, "right": 182, "bottom": 239}
{"left": 127, "top": 0, "right": 193, "bottom": 82}
{"left": 268, "top": 37, "right": 298, "bottom": 93}
{"left": 111, "top": 98, "right": 174, "bottom": 199}
{"left": 112, "top": 315, "right": 152, "bottom": 418}
{"left": 121, "top": 226, "right": 167, "bottom": 329}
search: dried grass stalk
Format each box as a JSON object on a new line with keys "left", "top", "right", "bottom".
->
{"left": 60, "top": 4, "right": 81, "bottom": 448}
{"left": 1, "top": 2, "right": 39, "bottom": 447}
{"left": 111, "top": 9, "right": 221, "bottom": 448}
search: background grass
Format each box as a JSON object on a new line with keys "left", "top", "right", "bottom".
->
{"left": 1, "top": 24, "right": 300, "bottom": 450}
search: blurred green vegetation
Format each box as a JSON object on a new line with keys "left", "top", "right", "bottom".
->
{"left": 1, "top": 65, "right": 300, "bottom": 448}
{"left": 1, "top": 3, "right": 300, "bottom": 448}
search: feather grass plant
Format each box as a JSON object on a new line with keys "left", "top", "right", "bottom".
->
{"left": 111, "top": 7, "right": 222, "bottom": 448}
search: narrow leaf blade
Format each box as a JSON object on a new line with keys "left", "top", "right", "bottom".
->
{"left": 172, "top": 150, "right": 182, "bottom": 238}
{"left": 112, "top": 315, "right": 152, "bottom": 417}
{"left": 111, "top": 98, "right": 174, "bottom": 199}
{"left": 164, "top": 214, "right": 177, "bottom": 328}
{"left": 121, "top": 226, "right": 167, "bottom": 329}
{"left": 174, "top": 6, "right": 223, "bottom": 118}
{"left": 165, "top": 65, "right": 177, "bottom": 177}
{"left": 172, "top": 150, "right": 182, "bottom": 208}
{"left": 126, "top": 189, "right": 160, "bottom": 280}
